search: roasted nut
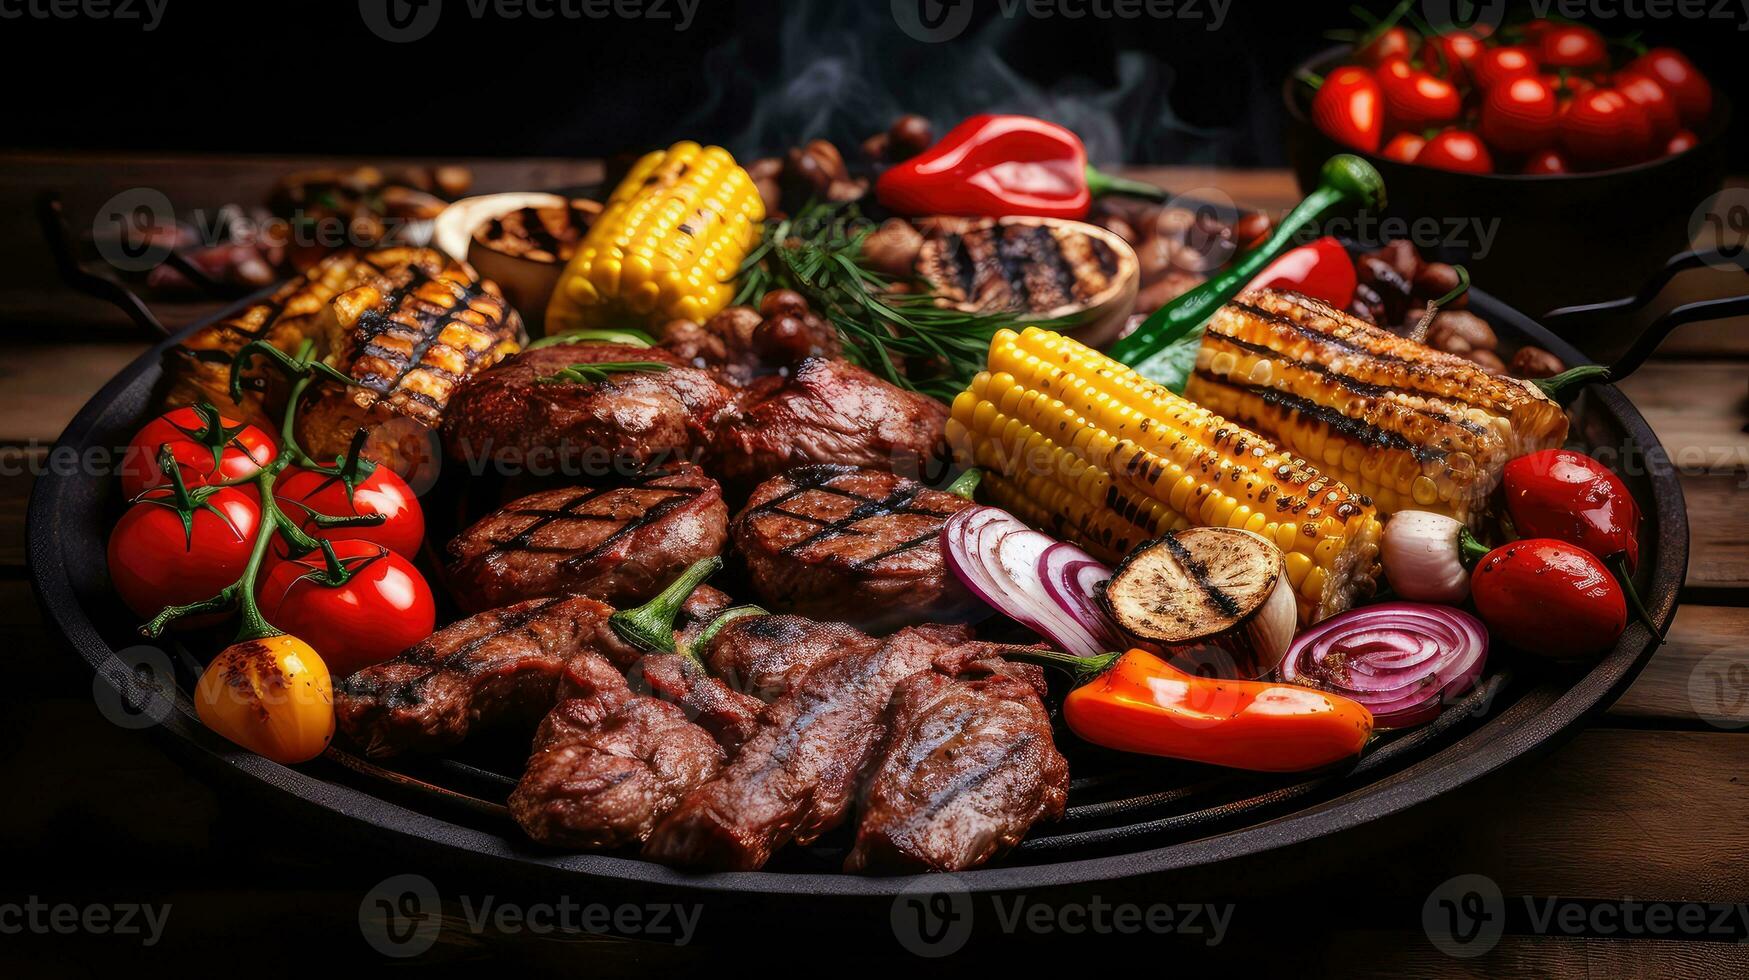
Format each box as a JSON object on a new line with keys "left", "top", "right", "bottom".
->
{"left": 1357, "top": 255, "right": 1412, "bottom": 323}
{"left": 1509, "top": 345, "right": 1565, "bottom": 379}
{"left": 826, "top": 177, "right": 869, "bottom": 202}
{"left": 708, "top": 305, "right": 766, "bottom": 349}
{"left": 1378, "top": 239, "right": 1421, "bottom": 280}
{"left": 863, "top": 218, "right": 924, "bottom": 278}
{"left": 1426, "top": 310, "right": 1497, "bottom": 354}
{"left": 784, "top": 147, "right": 833, "bottom": 194}
{"left": 1350, "top": 283, "right": 1384, "bottom": 324}
{"left": 433, "top": 166, "right": 473, "bottom": 199}
{"left": 888, "top": 115, "right": 935, "bottom": 160}
{"left": 1135, "top": 271, "right": 1203, "bottom": 314}
{"left": 1463, "top": 348, "right": 1506, "bottom": 374}
{"left": 801, "top": 140, "right": 847, "bottom": 180}
{"left": 746, "top": 156, "right": 784, "bottom": 181}
{"left": 754, "top": 177, "right": 782, "bottom": 217}
{"left": 862, "top": 132, "right": 890, "bottom": 160}
{"left": 1134, "top": 234, "right": 1174, "bottom": 283}
{"left": 1233, "top": 212, "right": 1272, "bottom": 250}
{"left": 757, "top": 289, "right": 810, "bottom": 320}
{"left": 1097, "top": 214, "right": 1138, "bottom": 246}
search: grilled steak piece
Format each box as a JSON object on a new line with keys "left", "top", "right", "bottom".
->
{"left": 509, "top": 656, "right": 726, "bottom": 849}
{"left": 642, "top": 623, "right": 972, "bottom": 871}
{"left": 630, "top": 653, "right": 764, "bottom": 752}
{"left": 442, "top": 344, "right": 731, "bottom": 478}
{"left": 701, "top": 614, "right": 876, "bottom": 702}
{"left": 711, "top": 357, "right": 950, "bottom": 490}
{"left": 334, "top": 589, "right": 726, "bottom": 757}
{"left": 445, "top": 465, "right": 729, "bottom": 612}
{"left": 733, "top": 465, "right": 975, "bottom": 632}
{"left": 845, "top": 647, "right": 1068, "bottom": 874}
{"left": 334, "top": 595, "right": 624, "bottom": 758}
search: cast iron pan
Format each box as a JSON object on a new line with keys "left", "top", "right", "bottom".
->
{"left": 26, "top": 277, "right": 1687, "bottom": 900}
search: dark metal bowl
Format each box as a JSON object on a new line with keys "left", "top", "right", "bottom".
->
{"left": 1283, "top": 45, "right": 1730, "bottom": 354}
{"left": 27, "top": 291, "right": 1684, "bottom": 901}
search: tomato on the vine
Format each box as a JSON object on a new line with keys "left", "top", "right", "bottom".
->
{"left": 1380, "top": 132, "right": 1426, "bottom": 163}
{"left": 258, "top": 539, "right": 435, "bottom": 677}
{"left": 1559, "top": 88, "right": 1655, "bottom": 170}
{"left": 107, "top": 486, "right": 262, "bottom": 627}
{"left": 1417, "top": 129, "right": 1494, "bottom": 174}
{"left": 1665, "top": 129, "right": 1699, "bottom": 155}
{"left": 1311, "top": 65, "right": 1384, "bottom": 153}
{"left": 120, "top": 406, "right": 276, "bottom": 500}
{"left": 1377, "top": 56, "right": 1461, "bottom": 130}
{"left": 1418, "top": 30, "right": 1483, "bottom": 85}
{"left": 1356, "top": 25, "right": 1416, "bottom": 67}
{"left": 1470, "top": 46, "right": 1539, "bottom": 91}
{"left": 1625, "top": 48, "right": 1712, "bottom": 127}
{"left": 1614, "top": 71, "right": 1681, "bottom": 144}
{"left": 275, "top": 463, "right": 425, "bottom": 559}
{"left": 1480, "top": 75, "right": 1559, "bottom": 155}
{"left": 1522, "top": 148, "right": 1571, "bottom": 175}
{"left": 1537, "top": 24, "right": 1607, "bottom": 71}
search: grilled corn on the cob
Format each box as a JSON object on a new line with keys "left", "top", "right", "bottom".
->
{"left": 1185, "top": 289, "right": 1569, "bottom": 526}
{"left": 948, "top": 326, "right": 1382, "bottom": 625}
{"left": 545, "top": 142, "right": 764, "bottom": 333}
{"left": 162, "top": 248, "right": 474, "bottom": 426}
{"left": 296, "top": 265, "right": 523, "bottom": 475}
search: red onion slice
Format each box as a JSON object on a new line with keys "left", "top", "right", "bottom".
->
{"left": 1037, "top": 541, "right": 1122, "bottom": 651}
{"left": 1280, "top": 602, "right": 1489, "bottom": 729}
{"left": 942, "top": 507, "right": 1108, "bottom": 656}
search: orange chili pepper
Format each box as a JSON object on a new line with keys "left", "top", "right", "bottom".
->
{"left": 1005, "top": 648, "right": 1374, "bottom": 773}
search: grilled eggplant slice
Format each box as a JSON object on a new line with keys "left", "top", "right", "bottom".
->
{"left": 915, "top": 216, "right": 1138, "bottom": 348}
{"left": 1103, "top": 527, "right": 1298, "bottom": 679}
{"left": 460, "top": 194, "right": 600, "bottom": 334}
{"left": 296, "top": 266, "right": 524, "bottom": 477}
{"left": 161, "top": 248, "right": 477, "bottom": 427}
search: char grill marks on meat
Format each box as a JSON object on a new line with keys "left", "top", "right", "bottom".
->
{"left": 701, "top": 613, "right": 876, "bottom": 702}
{"left": 509, "top": 655, "right": 727, "bottom": 849}
{"left": 440, "top": 344, "right": 730, "bottom": 476}
{"left": 733, "top": 465, "right": 974, "bottom": 632}
{"left": 628, "top": 652, "right": 763, "bottom": 752}
{"left": 710, "top": 357, "right": 951, "bottom": 491}
{"left": 642, "top": 623, "right": 973, "bottom": 872}
{"left": 445, "top": 464, "right": 728, "bottom": 612}
{"left": 845, "top": 647, "right": 1068, "bottom": 874}
{"left": 334, "top": 595, "right": 626, "bottom": 758}
{"left": 332, "top": 588, "right": 727, "bottom": 758}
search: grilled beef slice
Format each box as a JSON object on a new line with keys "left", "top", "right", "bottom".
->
{"left": 710, "top": 357, "right": 950, "bottom": 491}
{"left": 642, "top": 623, "right": 973, "bottom": 871}
{"left": 509, "top": 656, "right": 727, "bottom": 850}
{"left": 700, "top": 613, "right": 877, "bottom": 703}
{"left": 845, "top": 647, "right": 1068, "bottom": 874}
{"left": 445, "top": 464, "right": 728, "bottom": 612}
{"left": 733, "top": 465, "right": 974, "bottom": 632}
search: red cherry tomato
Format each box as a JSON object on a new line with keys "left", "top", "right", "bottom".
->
{"left": 1519, "top": 18, "right": 1557, "bottom": 42}
{"left": 1470, "top": 45, "right": 1539, "bottom": 91}
{"left": 1537, "top": 24, "right": 1607, "bottom": 71}
{"left": 107, "top": 486, "right": 261, "bottom": 628}
{"left": 120, "top": 407, "right": 276, "bottom": 500}
{"left": 258, "top": 540, "right": 436, "bottom": 677}
{"left": 274, "top": 464, "right": 425, "bottom": 559}
{"left": 1614, "top": 71, "right": 1682, "bottom": 144}
{"left": 1356, "top": 26, "right": 1416, "bottom": 67}
{"left": 1481, "top": 75, "right": 1559, "bottom": 155}
{"left": 1470, "top": 539, "right": 1627, "bottom": 660}
{"left": 1560, "top": 88, "right": 1655, "bottom": 170}
{"left": 1417, "top": 129, "right": 1495, "bottom": 174}
{"left": 1381, "top": 132, "right": 1426, "bottom": 163}
{"left": 1625, "top": 48, "right": 1712, "bottom": 127}
{"left": 1419, "top": 30, "right": 1484, "bottom": 85}
{"left": 1377, "top": 56, "right": 1462, "bottom": 130}
{"left": 1311, "top": 66, "right": 1384, "bottom": 154}
{"left": 1250, "top": 236, "right": 1357, "bottom": 309}
{"left": 1665, "top": 129, "right": 1699, "bottom": 155}
{"left": 1522, "top": 148, "right": 1570, "bottom": 175}
{"left": 1502, "top": 449, "right": 1642, "bottom": 572}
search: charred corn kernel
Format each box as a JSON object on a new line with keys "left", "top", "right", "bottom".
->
{"left": 1185, "top": 288, "right": 1570, "bottom": 527}
{"left": 547, "top": 142, "right": 764, "bottom": 333}
{"left": 950, "top": 327, "right": 1384, "bottom": 625}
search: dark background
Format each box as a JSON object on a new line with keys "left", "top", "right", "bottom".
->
{"left": 3, "top": 0, "right": 1742, "bottom": 165}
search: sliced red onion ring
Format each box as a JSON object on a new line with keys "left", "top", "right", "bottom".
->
{"left": 942, "top": 507, "right": 1109, "bottom": 656}
{"left": 1037, "top": 541, "right": 1122, "bottom": 651}
{"left": 1280, "top": 602, "right": 1488, "bottom": 729}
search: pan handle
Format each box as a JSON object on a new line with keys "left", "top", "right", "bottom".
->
{"left": 37, "top": 190, "right": 172, "bottom": 339}
{"left": 1540, "top": 248, "right": 1749, "bottom": 383}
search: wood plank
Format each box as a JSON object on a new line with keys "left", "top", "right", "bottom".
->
{"left": 1321, "top": 936, "right": 1749, "bottom": 978}
{"left": 1611, "top": 604, "right": 1749, "bottom": 725}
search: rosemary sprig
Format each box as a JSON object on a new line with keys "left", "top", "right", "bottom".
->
{"left": 734, "top": 200, "right": 1021, "bottom": 402}
{"left": 534, "top": 361, "right": 672, "bottom": 385}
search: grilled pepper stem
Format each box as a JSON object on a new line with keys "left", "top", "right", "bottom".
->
{"left": 610, "top": 557, "right": 724, "bottom": 654}
{"left": 1109, "top": 154, "right": 1386, "bottom": 365}
{"left": 688, "top": 605, "right": 768, "bottom": 659}
{"left": 1084, "top": 165, "right": 1168, "bottom": 202}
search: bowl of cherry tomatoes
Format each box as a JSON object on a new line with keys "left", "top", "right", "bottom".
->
{"left": 1283, "top": 17, "right": 1729, "bottom": 334}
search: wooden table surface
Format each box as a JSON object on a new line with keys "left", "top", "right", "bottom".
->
{"left": 2, "top": 153, "right": 1746, "bottom": 972}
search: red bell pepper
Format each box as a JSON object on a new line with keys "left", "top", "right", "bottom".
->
{"left": 1250, "top": 236, "right": 1357, "bottom": 309}
{"left": 874, "top": 114, "right": 1166, "bottom": 220}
